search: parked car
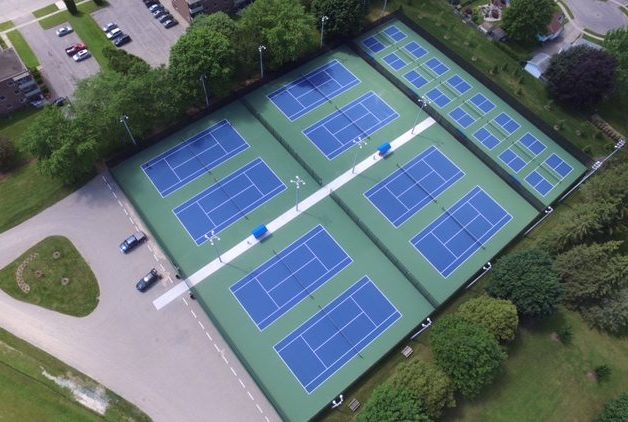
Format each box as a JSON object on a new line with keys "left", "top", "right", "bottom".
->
{"left": 52, "top": 97, "right": 67, "bottom": 107}
{"left": 158, "top": 14, "right": 172, "bottom": 23}
{"left": 55, "top": 26, "right": 73, "bottom": 37}
{"left": 136, "top": 268, "right": 160, "bottom": 292}
{"left": 119, "top": 231, "right": 146, "bottom": 253}
{"left": 65, "top": 43, "right": 87, "bottom": 56}
{"left": 113, "top": 33, "right": 131, "bottom": 47}
{"left": 101, "top": 22, "right": 117, "bottom": 33}
{"left": 148, "top": 3, "right": 162, "bottom": 12}
{"left": 163, "top": 19, "right": 178, "bottom": 28}
{"left": 106, "top": 27, "right": 122, "bottom": 39}
{"left": 72, "top": 49, "right": 91, "bottom": 62}
{"left": 144, "top": 0, "right": 158, "bottom": 6}
{"left": 153, "top": 9, "right": 168, "bottom": 18}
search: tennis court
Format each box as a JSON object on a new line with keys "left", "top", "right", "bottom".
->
{"left": 173, "top": 158, "right": 286, "bottom": 245}
{"left": 362, "top": 25, "right": 408, "bottom": 54}
{"left": 268, "top": 59, "right": 360, "bottom": 121}
{"left": 230, "top": 225, "right": 352, "bottom": 330}
{"left": 365, "top": 146, "right": 465, "bottom": 227}
{"left": 141, "top": 120, "right": 249, "bottom": 197}
{"left": 274, "top": 276, "right": 401, "bottom": 394}
{"left": 525, "top": 154, "right": 574, "bottom": 196}
{"left": 303, "top": 91, "right": 399, "bottom": 159}
{"left": 498, "top": 133, "right": 547, "bottom": 173}
{"left": 411, "top": 186, "right": 512, "bottom": 277}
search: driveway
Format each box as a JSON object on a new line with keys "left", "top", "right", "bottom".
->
{"left": 0, "top": 174, "right": 278, "bottom": 422}
{"left": 92, "top": 0, "right": 187, "bottom": 67}
{"left": 564, "top": 0, "right": 628, "bottom": 35}
{"left": 19, "top": 22, "right": 100, "bottom": 98}
{"left": 0, "top": 0, "right": 56, "bottom": 22}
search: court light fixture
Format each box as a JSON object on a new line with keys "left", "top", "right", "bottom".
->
{"left": 352, "top": 136, "right": 368, "bottom": 174}
{"left": 205, "top": 230, "right": 222, "bottom": 263}
{"left": 258, "top": 45, "right": 267, "bottom": 79}
{"left": 290, "top": 175, "right": 306, "bottom": 211}
{"left": 199, "top": 73, "right": 210, "bottom": 108}
{"left": 412, "top": 95, "right": 432, "bottom": 134}
{"left": 320, "top": 15, "right": 329, "bottom": 48}
{"left": 119, "top": 114, "right": 137, "bottom": 146}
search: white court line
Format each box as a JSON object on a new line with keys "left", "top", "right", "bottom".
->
{"left": 153, "top": 117, "right": 436, "bottom": 310}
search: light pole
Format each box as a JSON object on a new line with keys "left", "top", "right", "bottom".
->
{"left": 199, "top": 73, "right": 209, "bottom": 108}
{"left": 352, "top": 137, "right": 368, "bottom": 173}
{"left": 290, "top": 175, "right": 306, "bottom": 211}
{"left": 258, "top": 45, "right": 267, "bottom": 79}
{"left": 119, "top": 114, "right": 136, "bottom": 146}
{"left": 320, "top": 15, "right": 329, "bottom": 48}
{"left": 204, "top": 230, "right": 222, "bottom": 263}
{"left": 412, "top": 95, "right": 431, "bottom": 134}
{"left": 382, "top": 0, "right": 388, "bottom": 16}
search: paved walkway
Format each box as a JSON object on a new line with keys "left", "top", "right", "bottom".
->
{"left": 0, "top": 174, "right": 278, "bottom": 422}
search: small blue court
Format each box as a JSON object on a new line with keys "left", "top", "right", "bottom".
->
{"left": 474, "top": 127, "right": 501, "bottom": 150}
{"left": 362, "top": 25, "right": 407, "bottom": 54}
{"left": 499, "top": 133, "right": 547, "bottom": 173}
{"left": 404, "top": 41, "right": 428, "bottom": 60}
{"left": 426, "top": 87, "right": 451, "bottom": 108}
{"left": 447, "top": 75, "right": 472, "bottom": 95}
{"left": 268, "top": 60, "right": 360, "bottom": 122}
{"left": 423, "top": 58, "right": 449, "bottom": 77}
{"left": 404, "top": 69, "right": 429, "bottom": 89}
{"left": 411, "top": 187, "right": 512, "bottom": 277}
{"left": 231, "top": 226, "right": 352, "bottom": 330}
{"left": 468, "top": 93, "right": 496, "bottom": 114}
{"left": 173, "top": 158, "right": 286, "bottom": 245}
{"left": 365, "top": 146, "right": 464, "bottom": 228}
{"left": 142, "top": 120, "right": 249, "bottom": 197}
{"left": 493, "top": 112, "right": 521, "bottom": 135}
{"left": 274, "top": 276, "right": 401, "bottom": 394}
{"left": 303, "top": 91, "right": 399, "bottom": 160}
{"left": 449, "top": 107, "right": 476, "bottom": 129}
{"left": 383, "top": 52, "right": 407, "bottom": 71}
{"left": 525, "top": 154, "right": 573, "bottom": 196}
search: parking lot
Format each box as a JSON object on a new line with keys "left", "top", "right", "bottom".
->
{"left": 19, "top": 22, "right": 100, "bottom": 98}
{"left": 92, "top": 0, "right": 187, "bottom": 67}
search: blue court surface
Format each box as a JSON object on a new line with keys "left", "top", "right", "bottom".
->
{"left": 404, "top": 41, "right": 428, "bottom": 59}
{"left": 473, "top": 127, "right": 501, "bottom": 150}
{"left": 173, "top": 158, "right": 286, "bottom": 245}
{"left": 426, "top": 87, "right": 451, "bottom": 108}
{"left": 493, "top": 112, "right": 521, "bottom": 135}
{"left": 268, "top": 60, "right": 360, "bottom": 121}
{"left": 525, "top": 169, "right": 555, "bottom": 196}
{"left": 447, "top": 75, "right": 472, "bottom": 95}
{"left": 142, "top": 120, "right": 249, "bottom": 197}
{"left": 230, "top": 226, "right": 352, "bottom": 330}
{"left": 468, "top": 93, "right": 496, "bottom": 114}
{"left": 383, "top": 25, "right": 407, "bottom": 42}
{"left": 365, "top": 146, "right": 464, "bottom": 228}
{"left": 449, "top": 107, "right": 476, "bottom": 128}
{"left": 383, "top": 52, "right": 407, "bottom": 71}
{"left": 362, "top": 25, "right": 407, "bottom": 54}
{"left": 404, "top": 69, "right": 429, "bottom": 89}
{"left": 499, "top": 148, "right": 528, "bottom": 173}
{"left": 411, "top": 186, "right": 512, "bottom": 277}
{"left": 303, "top": 91, "right": 399, "bottom": 160}
{"left": 274, "top": 276, "right": 401, "bottom": 394}
{"left": 545, "top": 153, "right": 573, "bottom": 178}
{"left": 519, "top": 133, "right": 547, "bottom": 156}
{"left": 499, "top": 134, "right": 547, "bottom": 173}
{"left": 424, "top": 58, "right": 449, "bottom": 76}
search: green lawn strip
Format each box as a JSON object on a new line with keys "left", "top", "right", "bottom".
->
{"left": 39, "top": 1, "right": 105, "bottom": 29}
{"left": 6, "top": 30, "right": 40, "bottom": 69}
{"left": 0, "top": 327, "right": 150, "bottom": 421}
{"left": 32, "top": 3, "right": 59, "bottom": 19}
{"left": 583, "top": 28, "right": 605, "bottom": 39}
{"left": 0, "top": 20, "right": 15, "bottom": 32}
{"left": 0, "top": 236, "right": 99, "bottom": 316}
{"left": 557, "top": 0, "right": 574, "bottom": 19}
{"left": 622, "top": 6, "right": 628, "bottom": 17}
{"left": 582, "top": 33, "right": 604, "bottom": 46}
{"left": 67, "top": 13, "right": 112, "bottom": 71}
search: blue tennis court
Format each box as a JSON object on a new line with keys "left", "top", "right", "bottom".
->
{"left": 474, "top": 127, "right": 501, "bottom": 149}
{"left": 449, "top": 107, "right": 476, "bottom": 128}
{"left": 499, "top": 148, "right": 528, "bottom": 173}
{"left": 230, "top": 225, "right": 352, "bottom": 330}
{"left": 274, "top": 276, "right": 401, "bottom": 394}
{"left": 525, "top": 169, "right": 554, "bottom": 196}
{"left": 411, "top": 186, "right": 512, "bottom": 277}
{"left": 424, "top": 58, "right": 449, "bottom": 76}
{"left": 404, "top": 69, "right": 429, "bottom": 89}
{"left": 174, "top": 158, "right": 286, "bottom": 245}
{"left": 519, "top": 133, "right": 547, "bottom": 156}
{"left": 468, "top": 93, "right": 496, "bottom": 114}
{"left": 362, "top": 25, "right": 407, "bottom": 54}
{"left": 499, "top": 133, "right": 547, "bottom": 173}
{"left": 426, "top": 87, "right": 451, "bottom": 108}
{"left": 268, "top": 60, "right": 360, "bottom": 121}
{"left": 383, "top": 25, "right": 407, "bottom": 42}
{"left": 404, "top": 41, "right": 428, "bottom": 59}
{"left": 383, "top": 52, "right": 407, "bottom": 71}
{"left": 303, "top": 92, "right": 399, "bottom": 160}
{"left": 494, "top": 112, "right": 521, "bottom": 135}
{"left": 545, "top": 153, "right": 573, "bottom": 178}
{"left": 447, "top": 75, "right": 472, "bottom": 95}
{"left": 142, "top": 120, "right": 249, "bottom": 197}
{"left": 365, "top": 146, "right": 464, "bottom": 227}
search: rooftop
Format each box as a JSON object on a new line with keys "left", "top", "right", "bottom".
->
{"left": 0, "top": 48, "right": 27, "bottom": 82}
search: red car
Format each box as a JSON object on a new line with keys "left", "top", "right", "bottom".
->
{"left": 65, "top": 43, "right": 87, "bottom": 56}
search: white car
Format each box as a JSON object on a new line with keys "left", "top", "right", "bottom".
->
{"left": 55, "top": 26, "right": 73, "bottom": 37}
{"left": 102, "top": 22, "right": 117, "bottom": 33}
{"left": 106, "top": 27, "right": 122, "bottom": 39}
{"left": 72, "top": 49, "right": 91, "bottom": 62}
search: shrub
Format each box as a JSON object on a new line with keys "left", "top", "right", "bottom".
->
{"left": 359, "top": 384, "right": 431, "bottom": 422}
{"left": 0, "top": 137, "right": 15, "bottom": 172}
{"left": 598, "top": 392, "right": 628, "bottom": 422}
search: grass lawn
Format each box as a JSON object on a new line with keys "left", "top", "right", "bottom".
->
{"left": 0, "top": 236, "right": 99, "bottom": 317}
{"left": 0, "top": 327, "right": 149, "bottom": 421}
{"left": 32, "top": 3, "right": 59, "bottom": 19}
{"left": 0, "top": 20, "right": 15, "bottom": 32}
{"left": 6, "top": 30, "right": 40, "bottom": 69}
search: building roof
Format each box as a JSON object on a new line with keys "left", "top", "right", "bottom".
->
{"left": 547, "top": 11, "right": 565, "bottom": 35}
{"left": 524, "top": 52, "right": 552, "bottom": 79}
{"left": 0, "top": 48, "right": 27, "bottom": 82}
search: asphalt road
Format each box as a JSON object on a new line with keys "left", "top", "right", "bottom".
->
{"left": 19, "top": 22, "right": 100, "bottom": 98}
{"left": 0, "top": 0, "right": 56, "bottom": 22}
{"left": 564, "top": 0, "right": 628, "bottom": 35}
{"left": 0, "top": 174, "right": 279, "bottom": 422}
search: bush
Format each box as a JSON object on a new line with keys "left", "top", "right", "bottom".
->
{"left": 458, "top": 296, "right": 519, "bottom": 342}
{"left": 594, "top": 364, "right": 611, "bottom": 382}
{"left": 359, "top": 384, "right": 431, "bottom": 422}
{"left": 557, "top": 324, "right": 572, "bottom": 344}
{"left": 0, "top": 137, "right": 16, "bottom": 172}
{"left": 598, "top": 392, "right": 628, "bottom": 422}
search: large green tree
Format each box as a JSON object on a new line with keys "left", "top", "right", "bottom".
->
{"left": 502, "top": 0, "right": 555, "bottom": 43}
{"left": 359, "top": 384, "right": 431, "bottom": 422}
{"left": 597, "top": 392, "right": 628, "bottom": 422}
{"left": 430, "top": 314, "right": 506, "bottom": 398}
{"left": 191, "top": 12, "right": 237, "bottom": 38}
{"left": 389, "top": 360, "right": 455, "bottom": 419}
{"left": 238, "top": 0, "right": 316, "bottom": 70}
{"left": 311, "top": 0, "right": 366, "bottom": 40}
{"left": 458, "top": 295, "right": 519, "bottom": 342}
{"left": 486, "top": 249, "right": 562, "bottom": 319}
{"left": 581, "top": 289, "right": 628, "bottom": 334}
{"left": 102, "top": 46, "right": 150, "bottom": 76}
{"left": 604, "top": 28, "right": 628, "bottom": 89}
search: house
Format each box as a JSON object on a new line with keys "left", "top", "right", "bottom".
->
{"left": 537, "top": 11, "right": 565, "bottom": 42}
{"left": 0, "top": 48, "right": 42, "bottom": 115}
{"left": 524, "top": 52, "right": 552, "bottom": 79}
{"left": 171, "top": 0, "right": 234, "bottom": 22}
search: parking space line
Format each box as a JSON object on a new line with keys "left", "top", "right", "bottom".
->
{"left": 190, "top": 310, "right": 197, "bottom": 319}
{"left": 247, "top": 392, "right": 255, "bottom": 401}
{"left": 239, "top": 379, "right": 246, "bottom": 389}
{"left": 256, "top": 404, "right": 263, "bottom": 413}
{"left": 205, "top": 331, "right": 213, "bottom": 341}
{"left": 198, "top": 321, "right": 205, "bottom": 330}
{"left": 230, "top": 367, "right": 237, "bottom": 376}
{"left": 213, "top": 343, "right": 221, "bottom": 353}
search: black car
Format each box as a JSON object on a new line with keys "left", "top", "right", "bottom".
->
{"left": 52, "top": 97, "right": 66, "bottom": 107}
{"left": 113, "top": 33, "right": 131, "bottom": 47}
{"left": 119, "top": 231, "right": 146, "bottom": 253}
{"left": 136, "top": 268, "right": 160, "bottom": 292}
{"left": 163, "top": 19, "right": 178, "bottom": 28}
{"left": 154, "top": 9, "right": 168, "bottom": 18}
{"left": 158, "top": 14, "right": 172, "bottom": 23}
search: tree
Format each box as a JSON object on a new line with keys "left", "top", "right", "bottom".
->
{"left": 191, "top": 12, "right": 237, "bottom": 39}
{"left": 581, "top": 161, "right": 628, "bottom": 221}
{"left": 389, "top": 360, "right": 455, "bottom": 419}
{"left": 238, "top": 0, "right": 316, "bottom": 70}
{"left": 311, "top": 0, "right": 366, "bottom": 39}
{"left": 458, "top": 296, "right": 519, "bottom": 342}
{"left": 430, "top": 314, "right": 506, "bottom": 398}
{"left": 359, "top": 384, "right": 431, "bottom": 422}
{"left": 501, "top": 0, "right": 554, "bottom": 43}
{"left": 553, "top": 241, "right": 628, "bottom": 307}
{"left": 604, "top": 28, "right": 628, "bottom": 89}
{"left": 486, "top": 249, "right": 562, "bottom": 319}
{"left": 544, "top": 45, "right": 618, "bottom": 111}
{"left": 581, "top": 289, "right": 628, "bottom": 334}
{"left": 598, "top": 392, "right": 628, "bottom": 422}
{"left": 0, "top": 137, "right": 15, "bottom": 172}
{"left": 20, "top": 107, "right": 98, "bottom": 185}
{"left": 102, "top": 46, "right": 150, "bottom": 76}
{"left": 63, "top": 0, "right": 78, "bottom": 15}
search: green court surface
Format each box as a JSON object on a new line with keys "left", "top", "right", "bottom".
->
{"left": 355, "top": 19, "right": 587, "bottom": 205}
{"left": 194, "top": 197, "right": 434, "bottom": 421}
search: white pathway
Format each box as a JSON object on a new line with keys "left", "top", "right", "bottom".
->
{"left": 153, "top": 116, "right": 436, "bottom": 310}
